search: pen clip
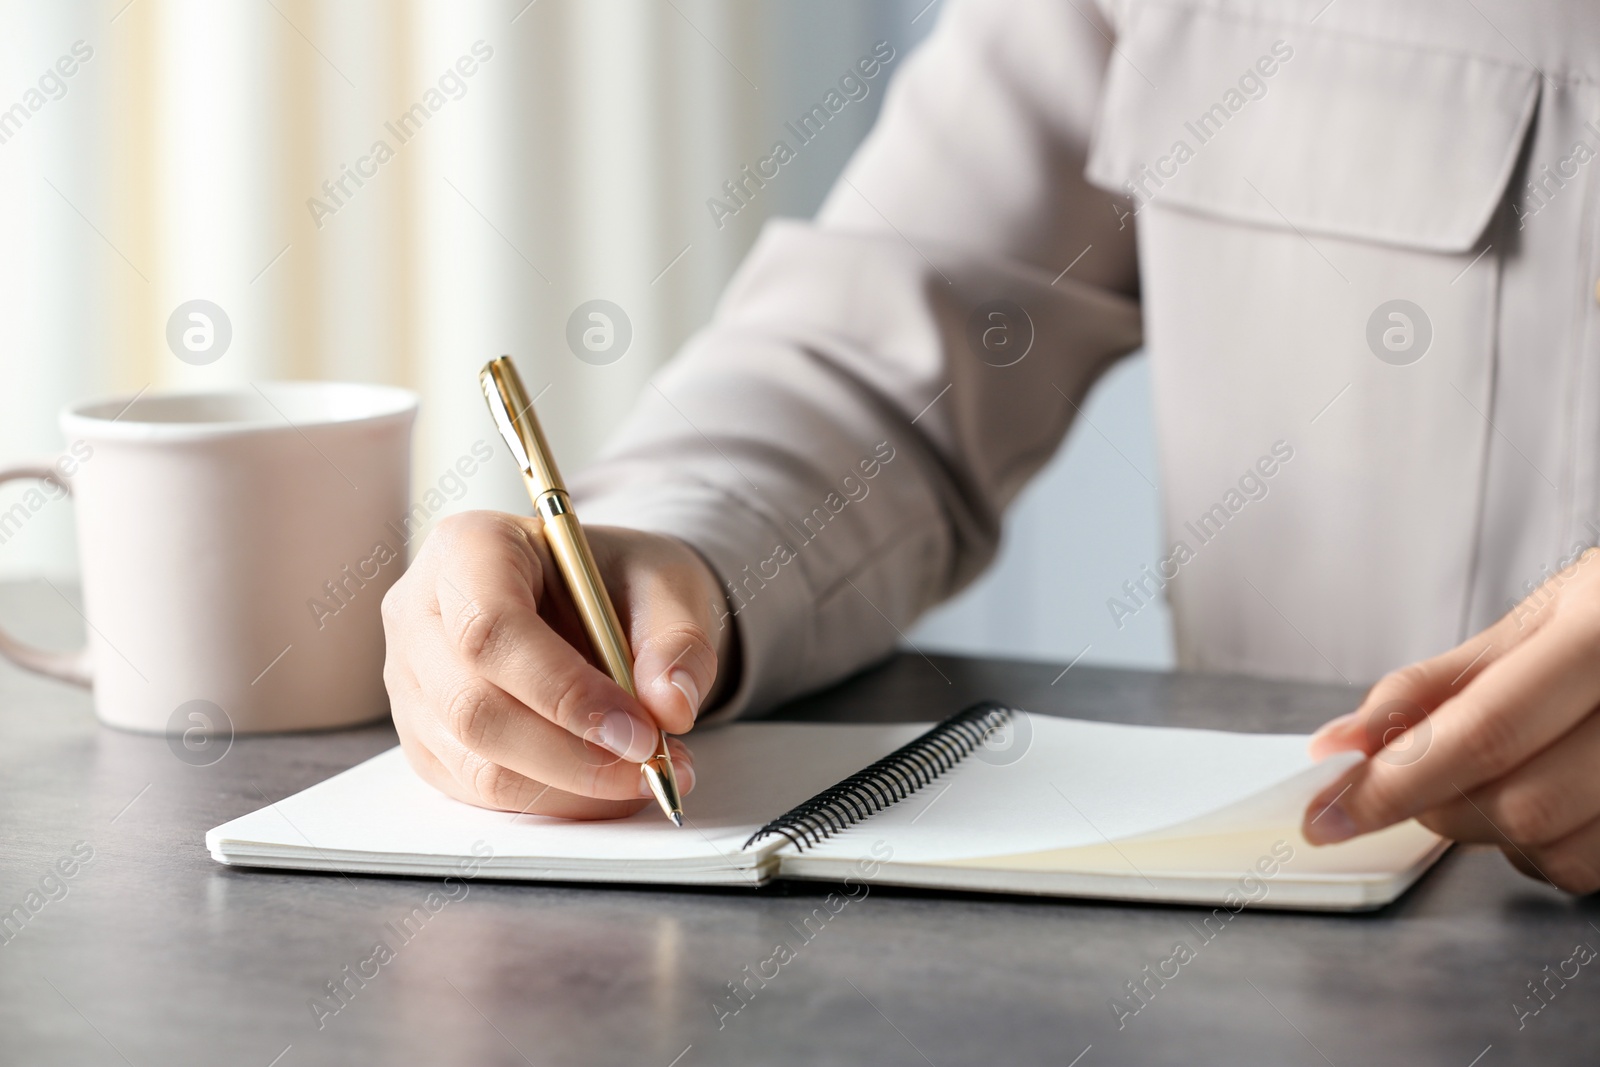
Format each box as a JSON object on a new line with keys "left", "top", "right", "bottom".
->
{"left": 479, "top": 359, "right": 535, "bottom": 476}
{"left": 476, "top": 355, "right": 553, "bottom": 483}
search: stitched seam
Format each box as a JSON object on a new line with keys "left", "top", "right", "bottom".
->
{"left": 1556, "top": 116, "right": 1600, "bottom": 554}
{"left": 1456, "top": 218, "right": 1504, "bottom": 643}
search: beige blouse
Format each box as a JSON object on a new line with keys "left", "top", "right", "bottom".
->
{"left": 573, "top": 0, "right": 1600, "bottom": 718}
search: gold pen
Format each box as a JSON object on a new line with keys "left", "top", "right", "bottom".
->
{"left": 478, "top": 355, "right": 684, "bottom": 827}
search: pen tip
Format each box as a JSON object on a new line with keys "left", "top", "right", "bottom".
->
{"left": 671, "top": 811, "right": 684, "bottom": 828}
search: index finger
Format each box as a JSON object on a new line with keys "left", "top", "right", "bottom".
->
{"left": 1305, "top": 617, "right": 1600, "bottom": 844}
{"left": 432, "top": 513, "right": 663, "bottom": 765}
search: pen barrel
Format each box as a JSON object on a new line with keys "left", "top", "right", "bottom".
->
{"left": 536, "top": 497, "right": 637, "bottom": 698}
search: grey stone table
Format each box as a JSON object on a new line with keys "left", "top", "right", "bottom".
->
{"left": 1, "top": 580, "right": 1596, "bottom": 1066}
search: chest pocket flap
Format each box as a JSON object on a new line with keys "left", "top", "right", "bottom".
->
{"left": 1085, "top": 2, "right": 1539, "bottom": 253}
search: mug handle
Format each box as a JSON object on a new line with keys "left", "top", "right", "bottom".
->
{"left": 0, "top": 460, "right": 91, "bottom": 687}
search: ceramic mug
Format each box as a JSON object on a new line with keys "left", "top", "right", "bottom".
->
{"left": 0, "top": 382, "right": 417, "bottom": 736}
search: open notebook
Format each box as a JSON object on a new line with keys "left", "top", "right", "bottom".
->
{"left": 208, "top": 703, "right": 1447, "bottom": 911}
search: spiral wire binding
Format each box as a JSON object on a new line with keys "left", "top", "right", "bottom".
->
{"left": 741, "top": 701, "right": 1016, "bottom": 852}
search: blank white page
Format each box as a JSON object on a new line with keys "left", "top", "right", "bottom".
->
{"left": 207, "top": 723, "right": 924, "bottom": 882}
{"left": 802, "top": 715, "right": 1355, "bottom": 865}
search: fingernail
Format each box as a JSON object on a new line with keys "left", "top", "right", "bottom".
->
{"left": 668, "top": 668, "right": 703, "bottom": 720}
{"left": 1309, "top": 712, "right": 1365, "bottom": 757}
{"left": 1305, "top": 800, "right": 1356, "bottom": 846}
{"left": 1311, "top": 711, "right": 1360, "bottom": 742}
{"left": 597, "top": 708, "right": 657, "bottom": 764}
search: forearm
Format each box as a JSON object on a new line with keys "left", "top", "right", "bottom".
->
{"left": 572, "top": 0, "right": 1142, "bottom": 717}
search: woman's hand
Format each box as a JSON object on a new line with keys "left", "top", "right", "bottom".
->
{"left": 381, "top": 511, "right": 735, "bottom": 819}
{"left": 1303, "top": 548, "right": 1600, "bottom": 893}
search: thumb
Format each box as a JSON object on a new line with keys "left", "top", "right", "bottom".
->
{"left": 627, "top": 575, "right": 721, "bottom": 736}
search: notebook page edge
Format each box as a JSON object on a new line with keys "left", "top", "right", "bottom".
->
{"left": 778, "top": 833, "right": 1450, "bottom": 910}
